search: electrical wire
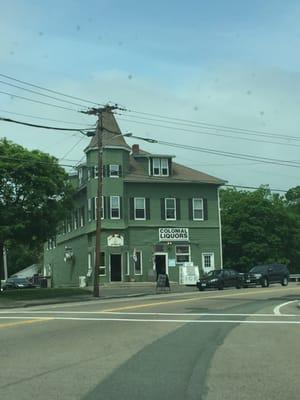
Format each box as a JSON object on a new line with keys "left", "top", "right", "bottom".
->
{"left": 0, "top": 80, "right": 90, "bottom": 109}
{"left": 0, "top": 90, "right": 79, "bottom": 113}
{"left": 117, "top": 112, "right": 300, "bottom": 142}
{"left": 0, "top": 154, "right": 76, "bottom": 168}
{"left": 117, "top": 116, "right": 300, "bottom": 148}
{"left": 0, "top": 108, "right": 95, "bottom": 127}
{"left": 0, "top": 73, "right": 103, "bottom": 107}
{"left": 0, "top": 117, "right": 91, "bottom": 132}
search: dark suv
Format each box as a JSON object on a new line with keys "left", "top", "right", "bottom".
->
{"left": 243, "top": 264, "right": 289, "bottom": 288}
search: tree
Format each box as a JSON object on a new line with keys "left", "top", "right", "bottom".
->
{"left": 220, "top": 186, "right": 299, "bottom": 272}
{"left": 0, "top": 138, "right": 73, "bottom": 284}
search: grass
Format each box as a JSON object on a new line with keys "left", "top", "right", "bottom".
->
{"left": 0, "top": 287, "right": 91, "bottom": 303}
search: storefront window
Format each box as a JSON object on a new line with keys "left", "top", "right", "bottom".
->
{"left": 176, "top": 245, "right": 190, "bottom": 264}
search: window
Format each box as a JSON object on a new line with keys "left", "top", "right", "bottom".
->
{"left": 153, "top": 158, "right": 160, "bottom": 175}
{"left": 99, "top": 251, "right": 106, "bottom": 276}
{"left": 161, "top": 159, "right": 169, "bottom": 176}
{"left": 176, "top": 246, "right": 190, "bottom": 264}
{"left": 134, "top": 197, "right": 145, "bottom": 220}
{"left": 78, "top": 168, "right": 83, "bottom": 185}
{"left": 94, "top": 166, "right": 98, "bottom": 178}
{"left": 109, "top": 164, "right": 120, "bottom": 177}
{"left": 110, "top": 196, "right": 120, "bottom": 219}
{"left": 79, "top": 206, "right": 85, "bottom": 227}
{"left": 88, "top": 198, "right": 96, "bottom": 221}
{"left": 73, "top": 209, "right": 79, "bottom": 229}
{"left": 193, "top": 198, "right": 204, "bottom": 220}
{"left": 66, "top": 215, "right": 72, "bottom": 232}
{"left": 134, "top": 251, "right": 142, "bottom": 275}
{"left": 165, "top": 198, "right": 176, "bottom": 220}
{"left": 202, "top": 253, "right": 215, "bottom": 269}
{"left": 152, "top": 158, "right": 169, "bottom": 176}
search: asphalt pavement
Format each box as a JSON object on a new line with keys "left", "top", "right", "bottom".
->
{"left": 0, "top": 284, "right": 299, "bottom": 400}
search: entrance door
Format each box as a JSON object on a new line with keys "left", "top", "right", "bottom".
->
{"left": 155, "top": 254, "right": 167, "bottom": 277}
{"left": 110, "top": 254, "right": 122, "bottom": 282}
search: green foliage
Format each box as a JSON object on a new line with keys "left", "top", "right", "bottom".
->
{"left": 0, "top": 138, "right": 74, "bottom": 278}
{"left": 221, "top": 186, "right": 300, "bottom": 273}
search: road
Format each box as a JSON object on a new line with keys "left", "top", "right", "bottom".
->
{"left": 0, "top": 284, "right": 300, "bottom": 400}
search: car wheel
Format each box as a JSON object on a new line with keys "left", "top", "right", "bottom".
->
{"left": 236, "top": 283, "right": 242, "bottom": 289}
{"left": 218, "top": 284, "right": 224, "bottom": 290}
{"left": 281, "top": 277, "right": 288, "bottom": 286}
{"left": 199, "top": 287, "right": 205, "bottom": 291}
{"left": 261, "top": 277, "right": 269, "bottom": 287}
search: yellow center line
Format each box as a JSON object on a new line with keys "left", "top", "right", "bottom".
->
{"left": 103, "top": 287, "right": 299, "bottom": 312}
{"left": 0, "top": 318, "right": 54, "bottom": 330}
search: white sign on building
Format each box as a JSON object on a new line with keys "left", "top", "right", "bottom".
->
{"left": 159, "top": 227, "right": 189, "bottom": 242}
{"left": 107, "top": 234, "right": 124, "bottom": 247}
{"left": 179, "top": 265, "right": 200, "bottom": 285}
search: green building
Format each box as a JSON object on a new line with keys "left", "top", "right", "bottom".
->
{"left": 44, "top": 111, "right": 226, "bottom": 287}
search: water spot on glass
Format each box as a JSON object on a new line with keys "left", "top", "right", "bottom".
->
{"left": 128, "top": 74, "right": 133, "bottom": 80}
{"left": 118, "top": 41, "right": 123, "bottom": 47}
{"left": 76, "top": 25, "right": 81, "bottom": 31}
{"left": 38, "top": 31, "right": 44, "bottom": 36}
{"left": 246, "top": 90, "right": 252, "bottom": 95}
{"left": 193, "top": 106, "right": 199, "bottom": 111}
{"left": 9, "top": 51, "right": 14, "bottom": 55}
{"left": 88, "top": 17, "right": 93, "bottom": 23}
{"left": 260, "top": 111, "right": 265, "bottom": 116}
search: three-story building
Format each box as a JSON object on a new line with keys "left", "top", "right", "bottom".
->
{"left": 44, "top": 111, "right": 226, "bottom": 286}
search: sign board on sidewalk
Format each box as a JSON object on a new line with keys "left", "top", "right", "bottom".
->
{"left": 156, "top": 274, "right": 171, "bottom": 292}
{"left": 179, "top": 265, "right": 200, "bottom": 285}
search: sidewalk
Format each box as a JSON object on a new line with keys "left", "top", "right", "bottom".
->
{"left": 0, "top": 282, "right": 197, "bottom": 309}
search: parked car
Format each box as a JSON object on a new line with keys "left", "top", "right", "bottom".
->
{"left": 243, "top": 264, "right": 289, "bottom": 288}
{"left": 196, "top": 269, "right": 244, "bottom": 291}
{"left": 1, "top": 277, "right": 36, "bottom": 290}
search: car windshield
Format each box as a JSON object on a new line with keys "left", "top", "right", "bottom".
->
{"left": 249, "top": 266, "right": 267, "bottom": 274}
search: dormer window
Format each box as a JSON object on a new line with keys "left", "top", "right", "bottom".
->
{"left": 152, "top": 158, "right": 169, "bottom": 176}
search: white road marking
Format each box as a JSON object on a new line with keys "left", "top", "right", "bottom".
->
{"left": 0, "top": 310, "right": 297, "bottom": 317}
{"left": 1, "top": 315, "right": 300, "bottom": 325}
{"left": 273, "top": 300, "right": 298, "bottom": 315}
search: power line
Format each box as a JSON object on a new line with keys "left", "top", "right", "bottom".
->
{"left": 0, "top": 80, "right": 90, "bottom": 109}
{"left": 117, "top": 116, "right": 300, "bottom": 148}
{"left": 0, "top": 109, "right": 95, "bottom": 127}
{"left": 0, "top": 73, "right": 103, "bottom": 107}
{"left": 0, "top": 154, "right": 76, "bottom": 168}
{"left": 0, "top": 90, "right": 79, "bottom": 113}
{"left": 59, "top": 137, "right": 86, "bottom": 161}
{"left": 127, "top": 134, "right": 300, "bottom": 169}
{"left": 117, "top": 112, "right": 300, "bottom": 142}
{"left": 125, "top": 108, "right": 299, "bottom": 141}
{"left": 225, "top": 184, "right": 287, "bottom": 193}
{"left": 0, "top": 117, "right": 91, "bottom": 132}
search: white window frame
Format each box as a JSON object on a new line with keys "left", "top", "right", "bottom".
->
{"left": 94, "top": 166, "right": 98, "bottom": 178}
{"left": 134, "top": 197, "right": 146, "bottom": 220}
{"left": 134, "top": 251, "right": 143, "bottom": 275}
{"left": 175, "top": 245, "right": 191, "bottom": 264}
{"left": 165, "top": 198, "right": 176, "bottom": 220}
{"left": 79, "top": 207, "right": 84, "bottom": 227}
{"left": 152, "top": 158, "right": 161, "bottom": 176}
{"left": 109, "top": 164, "right": 119, "bottom": 178}
{"left": 88, "top": 198, "right": 92, "bottom": 222}
{"left": 152, "top": 158, "right": 169, "bottom": 176}
{"left": 78, "top": 168, "right": 83, "bottom": 185}
{"left": 161, "top": 158, "right": 169, "bottom": 176}
{"left": 202, "top": 252, "right": 215, "bottom": 269}
{"left": 110, "top": 196, "right": 120, "bottom": 219}
{"left": 193, "top": 198, "right": 204, "bottom": 221}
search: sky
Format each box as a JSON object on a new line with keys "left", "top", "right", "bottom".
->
{"left": 1, "top": 0, "right": 300, "bottom": 191}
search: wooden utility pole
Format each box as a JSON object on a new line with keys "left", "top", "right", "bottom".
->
{"left": 82, "top": 105, "right": 119, "bottom": 297}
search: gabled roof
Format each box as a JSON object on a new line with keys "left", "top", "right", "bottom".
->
{"left": 85, "top": 110, "right": 131, "bottom": 152}
{"left": 126, "top": 153, "right": 226, "bottom": 185}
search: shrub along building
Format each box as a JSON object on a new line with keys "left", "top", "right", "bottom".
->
{"left": 44, "top": 111, "right": 226, "bottom": 287}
